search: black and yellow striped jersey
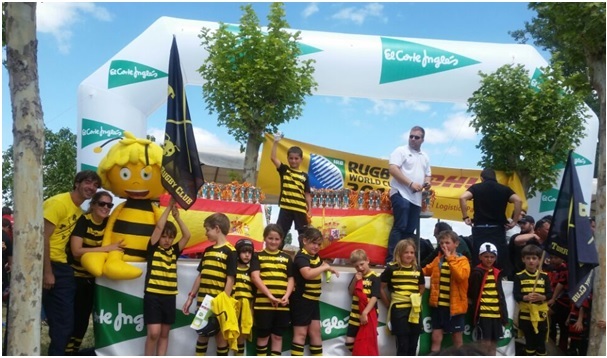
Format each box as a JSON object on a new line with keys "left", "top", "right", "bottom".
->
{"left": 144, "top": 241, "right": 181, "bottom": 295}
{"left": 196, "top": 242, "right": 237, "bottom": 302}
{"left": 292, "top": 248, "right": 322, "bottom": 301}
{"left": 68, "top": 213, "right": 107, "bottom": 278}
{"left": 348, "top": 271, "right": 380, "bottom": 326}
{"left": 250, "top": 249, "right": 293, "bottom": 311}
{"left": 380, "top": 263, "right": 424, "bottom": 309}
{"left": 479, "top": 268, "right": 500, "bottom": 318}
{"left": 438, "top": 260, "right": 452, "bottom": 307}
{"left": 277, "top": 163, "right": 310, "bottom": 214}
{"left": 234, "top": 265, "right": 255, "bottom": 302}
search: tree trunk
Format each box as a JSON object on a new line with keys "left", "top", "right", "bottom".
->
{"left": 5, "top": 2, "right": 45, "bottom": 355}
{"left": 588, "top": 55, "right": 606, "bottom": 356}
{"left": 243, "top": 133, "right": 263, "bottom": 185}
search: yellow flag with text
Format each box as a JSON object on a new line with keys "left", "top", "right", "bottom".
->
{"left": 258, "top": 133, "right": 526, "bottom": 222}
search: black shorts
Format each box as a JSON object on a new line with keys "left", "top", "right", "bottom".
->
{"left": 290, "top": 297, "right": 320, "bottom": 326}
{"left": 389, "top": 306, "right": 422, "bottom": 336}
{"left": 474, "top": 317, "right": 504, "bottom": 341}
{"left": 144, "top": 292, "right": 176, "bottom": 325}
{"left": 431, "top": 306, "right": 465, "bottom": 333}
{"left": 254, "top": 309, "right": 291, "bottom": 331}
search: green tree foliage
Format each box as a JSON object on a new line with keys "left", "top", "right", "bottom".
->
{"left": 510, "top": 3, "right": 605, "bottom": 95}
{"left": 508, "top": 4, "right": 606, "bottom": 355}
{"left": 467, "top": 63, "right": 588, "bottom": 197}
{"left": 2, "top": 127, "right": 76, "bottom": 205}
{"left": 198, "top": 2, "right": 317, "bottom": 184}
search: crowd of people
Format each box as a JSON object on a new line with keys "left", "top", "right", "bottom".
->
{"left": 1, "top": 124, "right": 603, "bottom": 356}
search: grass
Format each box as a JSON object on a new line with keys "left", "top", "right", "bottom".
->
{"left": 3, "top": 300, "right": 95, "bottom": 355}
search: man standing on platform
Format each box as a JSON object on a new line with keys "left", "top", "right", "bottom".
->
{"left": 385, "top": 126, "right": 432, "bottom": 264}
{"left": 459, "top": 168, "right": 521, "bottom": 278}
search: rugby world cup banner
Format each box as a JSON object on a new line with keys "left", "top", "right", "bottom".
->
{"left": 157, "top": 194, "right": 265, "bottom": 252}
{"left": 94, "top": 265, "right": 514, "bottom": 355}
{"left": 258, "top": 133, "right": 526, "bottom": 222}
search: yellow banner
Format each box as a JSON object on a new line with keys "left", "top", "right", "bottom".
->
{"left": 258, "top": 134, "right": 526, "bottom": 221}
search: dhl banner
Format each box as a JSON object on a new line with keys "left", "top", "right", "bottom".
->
{"left": 258, "top": 133, "right": 527, "bottom": 221}
{"left": 158, "top": 194, "right": 265, "bottom": 253}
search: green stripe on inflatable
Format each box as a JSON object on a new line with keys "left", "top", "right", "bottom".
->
{"left": 94, "top": 285, "right": 192, "bottom": 348}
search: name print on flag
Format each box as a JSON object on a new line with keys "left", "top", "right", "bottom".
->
{"left": 161, "top": 36, "right": 204, "bottom": 209}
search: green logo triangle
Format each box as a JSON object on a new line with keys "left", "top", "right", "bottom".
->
{"left": 225, "top": 24, "right": 322, "bottom": 57}
{"left": 554, "top": 152, "right": 592, "bottom": 169}
{"left": 530, "top": 68, "right": 544, "bottom": 92}
{"left": 108, "top": 60, "right": 168, "bottom": 89}
{"left": 380, "top": 37, "right": 480, "bottom": 84}
{"left": 94, "top": 285, "right": 192, "bottom": 348}
{"left": 81, "top": 163, "right": 98, "bottom": 172}
{"left": 81, "top": 118, "right": 124, "bottom": 148}
{"left": 540, "top": 188, "right": 559, "bottom": 213}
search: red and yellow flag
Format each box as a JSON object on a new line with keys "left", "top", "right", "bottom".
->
{"left": 159, "top": 194, "right": 265, "bottom": 254}
{"left": 312, "top": 207, "right": 392, "bottom": 265}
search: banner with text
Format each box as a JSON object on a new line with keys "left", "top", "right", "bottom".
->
{"left": 258, "top": 134, "right": 527, "bottom": 221}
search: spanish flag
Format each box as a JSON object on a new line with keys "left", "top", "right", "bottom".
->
{"left": 159, "top": 194, "right": 265, "bottom": 253}
{"left": 313, "top": 207, "right": 392, "bottom": 265}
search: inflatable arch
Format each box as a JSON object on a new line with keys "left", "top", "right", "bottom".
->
{"left": 77, "top": 16, "right": 598, "bottom": 219}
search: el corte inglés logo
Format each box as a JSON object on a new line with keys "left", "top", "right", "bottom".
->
{"left": 81, "top": 118, "right": 123, "bottom": 148}
{"left": 540, "top": 188, "right": 559, "bottom": 213}
{"left": 108, "top": 60, "right": 167, "bottom": 89}
{"left": 380, "top": 37, "right": 480, "bottom": 84}
{"left": 554, "top": 152, "right": 592, "bottom": 169}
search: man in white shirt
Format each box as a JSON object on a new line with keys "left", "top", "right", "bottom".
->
{"left": 385, "top": 126, "right": 432, "bottom": 264}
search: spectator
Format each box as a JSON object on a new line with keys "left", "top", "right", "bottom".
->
{"left": 459, "top": 168, "right": 522, "bottom": 278}
{"left": 42, "top": 170, "right": 101, "bottom": 355}
{"left": 386, "top": 125, "right": 432, "bottom": 264}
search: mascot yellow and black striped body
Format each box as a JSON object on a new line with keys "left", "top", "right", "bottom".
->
{"left": 81, "top": 132, "right": 166, "bottom": 280}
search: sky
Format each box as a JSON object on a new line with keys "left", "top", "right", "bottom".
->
{"left": 1, "top": 2, "right": 547, "bottom": 241}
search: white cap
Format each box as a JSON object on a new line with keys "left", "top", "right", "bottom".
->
{"left": 479, "top": 242, "right": 498, "bottom": 256}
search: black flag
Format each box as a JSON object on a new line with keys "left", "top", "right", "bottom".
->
{"left": 161, "top": 36, "right": 204, "bottom": 209}
{"left": 544, "top": 150, "right": 598, "bottom": 307}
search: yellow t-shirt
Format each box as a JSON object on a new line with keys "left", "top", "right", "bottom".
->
{"left": 43, "top": 192, "right": 83, "bottom": 263}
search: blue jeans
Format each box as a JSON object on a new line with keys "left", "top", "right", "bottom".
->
{"left": 42, "top": 262, "right": 75, "bottom": 355}
{"left": 386, "top": 193, "right": 421, "bottom": 264}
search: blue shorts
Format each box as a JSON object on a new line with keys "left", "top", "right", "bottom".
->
{"left": 431, "top": 306, "right": 465, "bottom": 333}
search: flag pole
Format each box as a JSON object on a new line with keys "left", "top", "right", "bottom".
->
{"left": 531, "top": 250, "right": 546, "bottom": 293}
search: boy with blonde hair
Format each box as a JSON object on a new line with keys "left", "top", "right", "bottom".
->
{"left": 345, "top": 249, "right": 380, "bottom": 355}
{"left": 422, "top": 230, "right": 470, "bottom": 353}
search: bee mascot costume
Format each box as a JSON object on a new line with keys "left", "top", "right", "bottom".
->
{"left": 81, "top": 131, "right": 166, "bottom": 280}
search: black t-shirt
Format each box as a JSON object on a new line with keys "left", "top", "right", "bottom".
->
{"left": 467, "top": 180, "right": 515, "bottom": 225}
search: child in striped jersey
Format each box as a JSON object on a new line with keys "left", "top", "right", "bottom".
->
{"left": 468, "top": 242, "right": 508, "bottom": 356}
{"left": 233, "top": 238, "right": 255, "bottom": 356}
{"left": 290, "top": 228, "right": 339, "bottom": 356}
{"left": 380, "top": 239, "right": 425, "bottom": 356}
{"left": 345, "top": 249, "right": 381, "bottom": 355}
{"left": 250, "top": 224, "right": 294, "bottom": 356}
{"left": 182, "top": 213, "right": 237, "bottom": 356}
{"left": 143, "top": 199, "right": 191, "bottom": 355}
{"left": 422, "top": 230, "right": 470, "bottom": 353}
{"left": 513, "top": 244, "right": 552, "bottom": 356}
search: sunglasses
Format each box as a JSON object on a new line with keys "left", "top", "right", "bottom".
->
{"left": 409, "top": 135, "right": 422, "bottom": 140}
{"left": 96, "top": 201, "right": 114, "bottom": 209}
